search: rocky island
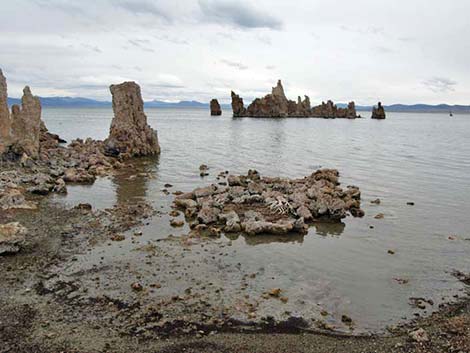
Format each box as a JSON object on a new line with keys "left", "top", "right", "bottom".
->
{"left": 371, "top": 102, "right": 386, "bottom": 119}
{"left": 231, "top": 80, "right": 359, "bottom": 119}
{"left": 172, "top": 169, "right": 364, "bottom": 237}
{"left": 210, "top": 98, "right": 222, "bottom": 116}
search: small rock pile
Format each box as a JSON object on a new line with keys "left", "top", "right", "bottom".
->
{"left": 173, "top": 169, "right": 363, "bottom": 236}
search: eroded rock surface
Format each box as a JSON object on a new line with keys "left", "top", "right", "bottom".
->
{"left": 372, "top": 102, "right": 386, "bottom": 119}
{"left": 231, "top": 80, "right": 359, "bottom": 119}
{"left": 231, "top": 91, "right": 246, "bottom": 117}
{"left": 0, "top": 222, "right": 27, "bottom": 254}
{"left": 0, "top": 69, "right": 11, "bottom": 154}
{"left": 210, "top": 99, "right": 222, "bottom": 116}
{"left": 104, "top": 82, "right": 160, "bottom": 158}
{"left": 10, "top": 86, "right": 42, "bottom": 158}
{"left": 173, "top": 169, "right": 363, "bottom": 236}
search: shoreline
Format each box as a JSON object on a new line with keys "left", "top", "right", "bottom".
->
{"left": 1, "top": 184, "right": 469, "bottom": 352}
{"left": 0, "top": 159, "right": 470, "bottom": 352}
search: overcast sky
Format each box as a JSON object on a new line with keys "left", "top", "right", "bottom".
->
{"left": 1, "top": 0, "right": 469, "bottom": 105}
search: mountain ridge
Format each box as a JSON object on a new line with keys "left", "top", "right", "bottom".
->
{"left": 7, "top": 97, "right": 470, "bottom": 113}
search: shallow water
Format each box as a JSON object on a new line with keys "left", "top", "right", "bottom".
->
{"left": 44, "top": 107, "right": 470, "bottom": 332}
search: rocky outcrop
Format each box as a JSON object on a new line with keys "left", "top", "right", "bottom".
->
{"left": 0, "top": 70, "right": 11, "bottom": 155}
{"left": 210, "top": 99, "right": 222, "bottom": 116}
{"left": 371, "top": 102, "right": 386, "bottom": 119}
{"left": 10, "top": 86, "right": 42, "bottom": 158}
{"left": 231, "top": 80, "right": 359, "bottom": 119}
{"left": 173, "top": 169, "right": 363, "bottom": 236}
{"left": 104, "top": 82, "right": 160, "bottom": 158}
{"left": 231, "top": 91, "right": 246, "bottom": 117}
{"left": 1, "top": 70, "right": 60, "bottom": 159}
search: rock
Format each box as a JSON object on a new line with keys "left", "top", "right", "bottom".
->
{"left": 409, "top": 328, "right": 429, "bottom": 342}
{"left": 0, "top": 69, "right": 11, "bottom": 155}
{"left": 242, "top": 219, "right": 294, "bottom": 236}
{"left": 0, "top": 222, "right": 27, "bottom": 254}
{"left": 199, "top": 164, "right": 209, "bottom": 177}
{"left": 219, "top": 211, "right": 241, "bottom": 233}
{"left": 371, "top": 102, "right": 386, "bottom": 119}
{"left": 173, "top": 169, "right": 362, "bottom": 236}
{"left": 63, "top": 168, "right": 95, "bottom": 184}
{"left": 170, "top": 219, "right": 184, "bottom": 227}
{"left": 268, "top": 288, "right": 282, "bottom": 297}
{"left": 131, "top": 282, "right": 143, "bottom": 291}
{"left": 10, "top": 86, "right": 42, "bottom": 158}
{"left": 197, "top": 206, "right": 220, "bottom": 225}
{"left": 231, "top": 91, "right": 246, "bottom": 117}
{"left": 296, "top": 205, "right": 313, "bottom": 221}
{"left": 231, "top": 80, "right": 359, "bottom": 119}
{"left": 0, "top": 187, "right": 37, "bottom": 210}
{"left": 341, "top": 315, "right": 353, "bottom": 325}
{"left": 210, "top": 99, "right": 222, "bottom": 116}
{"left": 110, "top": 234, "right": 125, "bottom": 242}
{"left": 374, "top": 213, "right": 385, "bottom": 219}
{"left": 104, "top": 81, "right": 160, "bottom": 158}
{"left": 174, "top": 198, "right": 198, "bottom": 209}
{"left": 371, "top": 198, "right": 381, "bottom": 204}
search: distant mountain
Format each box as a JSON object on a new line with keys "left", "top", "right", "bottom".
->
{"left": 7, "top": 96, "right": 470, "bottom": 113}
{"left": 145, "top": 100, "right": 207, "bottom": 108}
{"left": 339, "top": 103, "right": 470, "bottom": 113}
{"left": 8, "top": 96, "right": 111, "bottom": 107}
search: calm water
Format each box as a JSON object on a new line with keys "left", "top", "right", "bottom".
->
{"left": 43, "top": 107, "right": 470, "bottom": 332}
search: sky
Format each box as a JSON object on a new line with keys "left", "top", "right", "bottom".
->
{"left": 1, "top": 0, "right": 469, "bottom": 105}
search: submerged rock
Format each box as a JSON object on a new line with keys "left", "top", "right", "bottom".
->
{"left": 0, "top": 222, "right": 27, "bottom": 254}
{"left": 104, "top": 81, "right": 160, "bottom": 158}
{"left": 231, "top": 80, "right": 359, "bottom": 119}
{"left": 210, "top": 99, "right": 222, "bottom": 116}
{"left": 371, "top": 102, "right": 386, "bottom": 119}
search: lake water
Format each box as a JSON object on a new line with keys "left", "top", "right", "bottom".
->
{"left": 43, "top": 107, "right": 470, "bottom": 333}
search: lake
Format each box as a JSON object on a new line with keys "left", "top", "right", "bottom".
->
{"left": 42, "top": 107, "right": 470, "bottom": 333}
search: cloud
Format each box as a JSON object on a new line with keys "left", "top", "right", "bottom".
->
{"left": 31, "top": 0, "right": 88, "bottom": 16}
{"left": 422, "top": 77, "right": 457, "bottom": 93}
{"left": 220, "top": 59, "right": 248, "bottom": 70}
{"left": 374, "top": 46, "right": 395, "bottom": 54}
{"left": 81, "top": 43, "right": 103, "bottom": 53}
{"left": 153, "top": 34, "right": 189, "bottom": 45}
{"left": 198, "top": 0, "right": 282, "bottom": 30}
{"left": 115, "top": 0, "right": 173, "bottom": 23}
{"left": 127, "top": 39, "right": 155, "bottom": 52}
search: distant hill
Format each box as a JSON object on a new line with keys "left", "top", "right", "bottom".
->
{"left": 7, "top": 96, "right": 470, "bottom": 113}
{"left": 8, "top": 96, "right": 110, "bottom": 107}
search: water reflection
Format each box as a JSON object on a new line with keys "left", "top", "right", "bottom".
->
{"left": 312, "top": 221, "right": 346, "bottom": 236}
{"left": 113, "top": 156, "right": 160, "bottom": 205}
{"left": 225, "top": 232, "right": 305, "bottom": 245}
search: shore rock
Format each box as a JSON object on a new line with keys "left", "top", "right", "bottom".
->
{"left": 104, "top": 81, "right": 160, "bottom": 158}
{"left": 0, "top": 222, "right": 27, "bottom": 254}
{"left": 231, "top": 80, "right": 359, "bottom": 119}
{"left": 0, "top": 69, "right": 11, "bottom": 155}
{"left": 371, "top": 102, "right": 386, "bottom": 119}
{"left": 10, "top": 86, "right": 42, "bottom": 158}
{"left": 210, "top": 99, "right": 222, "bottom": 116}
